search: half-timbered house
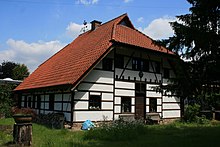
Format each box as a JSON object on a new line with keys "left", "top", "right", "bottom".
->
{"left": 15, "top": 14, "right": 181, "bottom": 124}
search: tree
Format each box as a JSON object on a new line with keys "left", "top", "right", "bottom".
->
{"left": 0, "top": 61, "right": 30, "bottom": 80}
{"left": 0, "top": 84, "right": 15, "bottom": 117}
{"left": 160, "top": 0, "right": 220, "bottom": 108}
{"left": 12, "top": 64, "right": 30, "bottom": 80}
{"left": 0, "top": 61, "right": 17, "bottom": 79}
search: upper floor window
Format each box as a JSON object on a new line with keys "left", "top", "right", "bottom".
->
{"left": 132, "top": 58, "right": 149, "bottom": 71}
{"left": 103, "top": 58, "right": 113, "bottom": 71}
{"left": 121, "top": 97, "right": 131, "bottom": 113}
{"left": 89, "top": 95, "right": 101, "bottom": 110}
{"left": 164, "top": 68, "right": 170, "bottom": 78}
{"left": 155, "top": 62, "right": 160, "bottom": 73}
{"left": 115, "top": 54, "right": 124, "bottom": 68}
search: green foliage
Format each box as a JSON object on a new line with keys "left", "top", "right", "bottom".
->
{"left": 0, "top": 61, "right": 17, "bottom": 79}
{"left": 0, "top": 84, "right": 15, "bottom": 117}
{"left": 84, "top": 119, "right": 145, "bottom": 141}
{"left": 184, "top": 104, "right": 201, "bottom": 122}
{"left": 12, "top": 64, "right": 30, "bottom": 80}
{"left": 1, "top": 118, "right": 220, "bottom": 147}
{"left": 0, "top": 61, "right": 29, "bottom": 80}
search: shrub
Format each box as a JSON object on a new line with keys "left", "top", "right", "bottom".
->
{"left": 184, "top": 104, "right": 210, "bottom": 124}
{"left": 84, "top": 119, "right": 145, "bottom": 141}
{"left": 184, "top": 104, "right": 200, "bottom": 122}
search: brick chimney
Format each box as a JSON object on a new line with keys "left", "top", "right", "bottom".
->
{"left": 90, "top": 20, "right": 102, "bottom": 31}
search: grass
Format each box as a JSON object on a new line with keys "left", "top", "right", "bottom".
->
{"left": 0, "top": 118, "right": 220, "bottom": 147}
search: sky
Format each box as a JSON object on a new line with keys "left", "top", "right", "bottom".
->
{"left": 0, "top": 0, "right": 191, "bottom": 73}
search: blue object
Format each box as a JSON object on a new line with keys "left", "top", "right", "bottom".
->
{"left": 81, "top": 120, "right": 95, "bottom": 130}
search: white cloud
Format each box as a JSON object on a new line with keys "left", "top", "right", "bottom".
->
{"left": 66, "top": 22, "right": 91, "bottom": 38}
{"left": 76, "top": 0, "right": 99, "bottom": 5}
{"left": 124, "top": 0, "right": 133, "bottom": 3}
{"left": 0, "top": 39, "right": 65, "bottom": 72}
{"left": 138, "top": 16, "right": 176, "bottom": 40}
{"left": 137, "top": 17, "right": 144, "bottom": 23}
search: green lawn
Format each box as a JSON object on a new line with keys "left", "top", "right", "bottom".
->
{"left": 0, "top": 118, "right": 220, "bottom": 147}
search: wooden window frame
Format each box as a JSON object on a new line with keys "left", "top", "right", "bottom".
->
{"left": 89, "top": 95, "right": 101, "bottom": 110}
{"left": 121, "top": 97, "right": 132, "bottom": 113}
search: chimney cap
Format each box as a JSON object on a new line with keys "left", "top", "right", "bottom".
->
{"left": 91, "top": 20, "right": 102, "bottom": 30}
{"left": 90, "top": 20, "right": 102, "bottom": 24}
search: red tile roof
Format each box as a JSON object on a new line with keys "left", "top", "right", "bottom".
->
{"left": 15, "top": 14, "right": 175, "bottom": 91}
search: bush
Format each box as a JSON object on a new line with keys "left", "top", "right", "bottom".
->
{"left": 84, "top": 119, "right": 145, "bottom": 141}
{"left": 184, "top": 104, "right": 209, "bottom": 124}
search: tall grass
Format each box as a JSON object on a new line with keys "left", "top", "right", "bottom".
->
{"left": 84, "top": 119, "right": 146, "bottom": 141}
{"left": 1, "top": 118, "right": 220, "bottom": 147}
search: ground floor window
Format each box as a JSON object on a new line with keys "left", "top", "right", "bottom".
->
{"left": 121, "top": 97, "right": 131, "bottom": 113}
{"left": 89, "top": 95, "right": 101, "bottom": 110}
{"left": 49, "top": 94, "right": 54, "bottom": 111}
{"left": 149, "top": 98, "right": 157, "bottom": 112}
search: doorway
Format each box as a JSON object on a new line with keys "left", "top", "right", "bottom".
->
{"left": 135, "top": 83, "right": 146, "bottom": 119}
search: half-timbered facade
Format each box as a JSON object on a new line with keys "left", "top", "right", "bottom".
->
{"left": 15, "top": 14, "right": 181, "bottom": 123}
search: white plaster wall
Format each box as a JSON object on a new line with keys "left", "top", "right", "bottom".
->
{"left": 73, "top": 111, "right": 113, "bottom": 122}
{"left": 163, "top": 96, "right": 180, "bottom": 103}
{"left": 102, "top": 102, "right": 113, "bottom": 110}
{"left": 147, "top": 91, "right": 162, "bottom": 97}
{"left": 163, "top": 110, "right": 181, "bottom": 118}
{"left": 146, "top": 106, "right": 149, "bottom": 112}
{"left": 157, "top": 106, "right": 162, "bottom": 112}
{"left": 131, "top": 106, "right": 135, "bottom": 113}
{"left": 115, "top": 69, "right": 161, "bottom": 82}
{"left": 78, "top": 83, "right": 113, "bottom": 92}
{"left": 115, "top": 97, "right": 121, "bottom": 104}
{"left": 147, "top": 84, "right": 160, "bottom": 90}
{"left": 132, "top": 98, "right": 135, "bottom": 105}
{"left": 102, "top": 93, "right": 113, "bottom": 101}
{"left": 115, "top": 81, "right": 134, "bottom": 89}
{"left": 84, "top": 70, "right": 114, "bottom": 84}
{"left": 114, "top": 106, "right": 121, "bottom": 113}
{"left": 115, "top": 89, "right": 135, "bottom": 97}
{"left": 157, "top": 99, "right": 162, "bottom": 105}
{"left": 163, "top": 103, "right": 180, "bottom": 110}
{"left": 74, "top": 92, "right": 88, "bottom": 100}
{"left": 74, "top": 101, "right": 88, "bottom": 110}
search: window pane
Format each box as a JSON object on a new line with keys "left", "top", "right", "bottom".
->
{"left": 115, "top": 54, "right": 124, "bottom": 68}
{"left": 121, "top": 97, "right": 131, "bottom": 113}
{"left": 149, "top": 98, "right": 157, "bottom": 112}
{"left": 89, "top": 95, "right": 101, "bottom": 110}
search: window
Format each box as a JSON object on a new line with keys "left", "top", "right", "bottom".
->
{"left": 89, "top": 95, "right": 101, "bottom": 110}
{"left": 121, "top": 97, "right": 131, "bottom": 113}
{"left": 103, "top": 58, "right": 113, "bottom": 71}
{"left": 115, "top": 54, "right": 124, "bottom": 68}
{"left": 132, "top": 58, "right": 142, "bottom": 70}
{"left": 132, "top": 58, "right": 149, "bottom": 71}
{"left": 164, "top": 68, "right": 170, "bottom": 78}
{"left": 28, "top": 97, "right": 32, "bottom": 108}
{"left": 32, "top": 95, "right": 36, "bottom": 108}
{"left": 49, "top": 94, "right": 54, "bottom": 111}
{"left": 24, "top": 96, "right": 27, "bottom": 108}
{"left": 143, "top": 60, "right": 149, "bottom": 72}
{"left": 155, "top": 62, "right": 160, "bottom": 73}
{"left": 149, "top": 98, "right": 157, "bottom": 112}
{"left": 37, "top": 95, "right": 41, "bottom": 109}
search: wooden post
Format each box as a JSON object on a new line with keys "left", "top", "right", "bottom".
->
{"left": 13, "top": 123, "right": 32, "bottom": 146}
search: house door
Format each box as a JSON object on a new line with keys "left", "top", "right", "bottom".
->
{"left": 135, "top": 83, "right": 146, "bottom": 119}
